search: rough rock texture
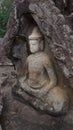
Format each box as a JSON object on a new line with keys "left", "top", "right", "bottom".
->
{"left": 0, "top": 38, "right": 12, "bottom": 65}
{"left": 29, "top": 0, "right": 73, "bottom": 87}
{"left": 0, "top": 65, "right": 14, "bottom": 130}
{"left": 0, "top": 75, "right": 73, "bottom": 130}
{"left": 0, "top": 74, "right": 73, "bottom": 130}
{"left": 1, "top": 0, "right": 73, "bottom": 130}
{"left": 1, "top": 0, "right": 73, "bottom": 88}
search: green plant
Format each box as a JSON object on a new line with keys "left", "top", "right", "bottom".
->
{"left": 0, "top": 0, "right": 12, "bottom": 37}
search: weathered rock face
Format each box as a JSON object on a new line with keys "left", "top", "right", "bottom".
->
{"left": 1, "top": 0, "right": 73, "bottom": 88}
{"left": 0, "top": 75, "right": 73, "bottom": 130}
{"left": 0, "top": 65, "right": 14, "bottom": 130}
{"left": 1, "top": 0, "right": 73, "bottom": 130}
{"left": 29, "top": 1, "right": 73, "bottom": 88}
{"left": 0, "top": 38, "right": 12, "bottom": 65}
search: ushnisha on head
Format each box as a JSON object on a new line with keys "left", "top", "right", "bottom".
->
{"left": 28, "top": 26, "right": 44, "bottom": 53}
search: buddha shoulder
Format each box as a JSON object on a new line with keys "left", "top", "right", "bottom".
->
{"left": 41, "top": 52, "right": 51, "bottom": 63}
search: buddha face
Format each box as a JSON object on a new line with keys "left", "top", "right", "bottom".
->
{"left": 28, "top": 26, "right": 44, "bottom": 53}
{"left": 29, "top": 38, "right": 40, "bottom": 53}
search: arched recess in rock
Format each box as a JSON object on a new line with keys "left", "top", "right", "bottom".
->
{"left": 2, "top": 0, "right": 72, "bottom": 88}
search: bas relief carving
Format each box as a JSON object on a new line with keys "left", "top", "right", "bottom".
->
{"left": 16, "top": 26, "right": 70, "bottom": 115}
{"left": 1, "top": 1, "right": 73, "bottom": 129}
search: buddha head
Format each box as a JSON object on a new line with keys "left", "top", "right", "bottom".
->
{"left": 28, "top": 26, "right": 44, "bottom": 53}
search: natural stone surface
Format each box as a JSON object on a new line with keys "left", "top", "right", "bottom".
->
{"left": 0, "top": 38, "right": 3, "bottom": 44}
{"left": 0, "top": 38, "right": 12, "bottom": 65}
{"left": 0, "top": 75, "right": 73, "bottom": 130}
{"left": 1, "top": 0, "right": 73, "bottom": 130}
{"left": 0, "top": 66, "right": 14, "bottom": 86}
{"left": 0, "top": 65, "right": 14, "bottom": 130}
{"left": 29, "top": 0, "right": 73, "bottom": 88}
{"left": 1, "top": 0, "right": 73, "bottom": 88}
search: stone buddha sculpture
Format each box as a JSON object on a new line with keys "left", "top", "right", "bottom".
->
{"left": 19, "top": 26, "right": 69, "bottom": 115}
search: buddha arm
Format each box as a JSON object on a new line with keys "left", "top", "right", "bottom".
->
{"left": 43, "top": 56, "right": 57, "bottom": 92}
{"left": 23, "top": 55, "right": 57, "bottom": 98}
{"left": 19, "top": 55, "right": 57, "bottom": 98}
{"left": 35, "top": 61, "right": 57, "bottom": 98}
